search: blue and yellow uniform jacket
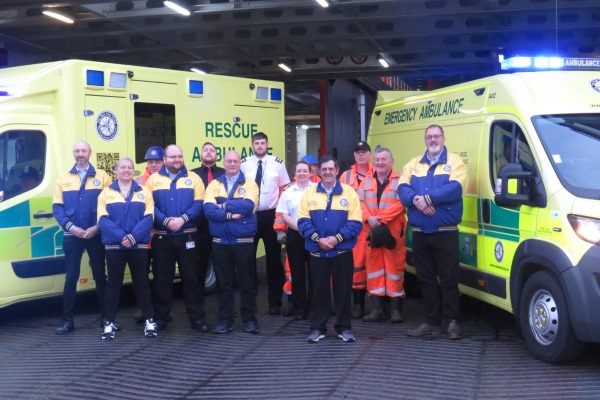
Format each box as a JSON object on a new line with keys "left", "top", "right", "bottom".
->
{"left": 297, "top": 180, "right": 363, "bottom": 257}
{"left": 52, "top": 164, "right": 111, "bottom": 234}
{"left": 398, "top": 147, "right": 467, "bottom": 233}
{"left": 145, "top": 165, "right": 205, "bottom": 236}
{"left": 203, "top": 172, "right": 259, "bottom": 245}
{"left": 97, "top": 181, "right": 154, "bottom": 250}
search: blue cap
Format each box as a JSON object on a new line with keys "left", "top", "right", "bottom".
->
{"left": 301, "top": 154, "right": 318, "bottom": 165}
{"left": 145, "top": 146, "right": 164, "bottom": 161}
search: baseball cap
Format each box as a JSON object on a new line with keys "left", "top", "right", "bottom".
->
{"left": 354, "top": 141, "right": 371, "bottom": 152}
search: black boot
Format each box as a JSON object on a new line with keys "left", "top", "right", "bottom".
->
{"left": 363, "top": 295, "right": 386, "bottom": 322}
{"left": 390, "top": 297, "right": 403, "bottom": 323}
{"left": 351, "top": 289, "right": 365, "bottom": 319}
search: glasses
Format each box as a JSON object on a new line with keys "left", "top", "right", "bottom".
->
{"left": 425, "top": 134, "right": 444, "bottom": 140}
{"left": 165, "top": 155, "right": 183, "bottom": 159}
{"left": 320, "top": 167, "right": 337, "bottom": 172}
{"left": 224, "top": 160, "right": 240, "bottom": 164}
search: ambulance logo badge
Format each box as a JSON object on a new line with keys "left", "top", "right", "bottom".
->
{"left": 93, "top": 179, "right": 100, "bottom": 186}
{"left": 138, "top": 193, "right": 144, "bottom": 200}
{"left": 591, "top": 79, "right": 600, "bottom": 93}
{"left": 238, "top": 188, "right": 246, "bottom": 195}
{"left": 444, "top": 165, "right": 452, "bottom": 172}
{"left": 340, "top": 199, "right": 348, "bottom": 207}
{"left": 96, "top": 110, "right": 119, "bottom": 141}
{"left": 494, "top": 240, "right": 504, "bottom": 263}
{"left": 185, "top": 179, "right": 192, "bottom": 186}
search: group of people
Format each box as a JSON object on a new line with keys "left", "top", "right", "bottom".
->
{"left": 52, "top": 124, "right": 467, "bottom": 343}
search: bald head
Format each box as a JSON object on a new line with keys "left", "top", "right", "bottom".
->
{"left": 224, "top": 150, "right": 241, "bottom": 177}
{"left": 73, "top": 140, "right": 92, "bottom": 169}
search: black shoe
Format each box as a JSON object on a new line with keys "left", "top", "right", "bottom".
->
{"left": 191, "top": 319, "right": 209, "bottom": 332}
{"left": 213, "top": 320, "right": 234, "bottom": 334}
{"left": 268, "top": 305, "right": 281, "bottom": 315}
{"left": 244, "top": 320, "right": 259, "bottom": 334}
{"left": 55, "top": 319, "right": 74, "bottom": 335}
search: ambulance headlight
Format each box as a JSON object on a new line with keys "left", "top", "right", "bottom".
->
{"left": 567, "top": 215, "right": 600, "bottom": 245}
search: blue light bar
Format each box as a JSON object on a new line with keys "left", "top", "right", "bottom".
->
{"left": 86, "top": 70, "right": 104, "bottom": 86}
{"left": 270, "top": 88, "right": 282, "bottom": 101}
{"left": 256, "top": 86, "right": 268, "bottom": 100}
{"left": 189, "top": 80, "right": 204, "bottom": 95}
{"left": 501, "top": 56, "right": 600, "bottom": 71}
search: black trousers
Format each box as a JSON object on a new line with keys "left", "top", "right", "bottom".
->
{"left": 61, "top": 234, "right": 106, "bottom": 320}
{"left": 254, "top": 209, "right": 285, "bottom": 307}
{"left": 151, "top": 233, "right": 204, "bottom": 323}
{"left": 211, "top": 243, "right": 257, "bottom": 323}
{"left": 104, "top": 249, "right": 153, "bottom": 322}
{"left": 197, "top": 222, "right": 212, "bottom": 289}
{"left": 309, "top": 251, "right": 354, "bottom": 334}
{"left": 286, "top": 229, "right": 310, "bottom": 313}
{"left": 412, "top": 230, "right": 461, "bottom": 326}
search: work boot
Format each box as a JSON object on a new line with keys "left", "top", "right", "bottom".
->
{"left": 363, "top": 295, "right": 386, "bottom": 322}
{"left": 351, "top": 289, "right": 365, "bottom": 319}
{"left": 389, "top": 297, "right": 403, "bottom": 323}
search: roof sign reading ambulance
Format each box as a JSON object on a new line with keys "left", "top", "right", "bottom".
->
{"left": 501, "top": 56, "right": 600, "bottom": 71}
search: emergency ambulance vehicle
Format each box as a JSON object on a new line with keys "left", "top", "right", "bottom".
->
{"left": 0, "top": 60, "right": 285, "bottom": 309}
{"left": 368, "top": 63, "right": 600, "bottom": 363}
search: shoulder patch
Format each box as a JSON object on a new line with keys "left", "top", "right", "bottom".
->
{"left": 241, "top": 157, "right": 248, "bottom": 163}
{"left": 275, "top": 157, "right": 283, "bottom": 163}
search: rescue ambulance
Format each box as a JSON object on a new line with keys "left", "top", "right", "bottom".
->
{"left": 0, "top": 60, "right": 285, "bottom": 309}
{"left": 368, "top": 63, "right": 600, "bottom": 363}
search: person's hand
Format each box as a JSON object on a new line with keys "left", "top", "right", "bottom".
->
{"left": 230, "top": 213, "right": 242, "bottom": 220}
{"left": 317, "top": 237, "right": 334, "bottom": 250}
{"left": 71, "top": 226, "right": 86, "bottom": 238}
{"left": 276, "top": 230, "right": 287, "bottom": 244}
{"left": 422, "top": 205, "right": 436, "bottom": 216}
{"left": 367, "top": 216, "right": 381, "bottom": 228}
{"left": 121, "top": 236, "right": 132, "bottom": 248}
{"left": 324, "top": 236, "right": 339, "bottom": 248}
{"left": 167, "top": 217, "right": 185, "bottom": 232}
{"left": 413, "top": 195, "right": 429, "bottom": 211}
{"left": 82, "top": 226, "right": 99, "bottom": 239}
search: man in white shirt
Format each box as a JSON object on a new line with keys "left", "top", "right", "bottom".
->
{"left": 240, "top": 132, "right": 291, "bottom": 315}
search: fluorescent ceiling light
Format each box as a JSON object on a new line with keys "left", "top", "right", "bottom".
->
{"left": 42, "top": 10, "right": 74, "bottom": 24}
{"left": 164, "top": 1, "right": 191, "bottom": 16}
{"left": 377, "top": 55, "right": 389, "bottom": 68}
{"left": 315, "top": 0, "right": 329, "bottom": 7}
{"left": 301, "top": 125, "right": 309, "bottom": 129}
{"left": 190, "top": 67, "right": 206, "bottom": 74}
{"left": 278, "top": 63, "right": 292, "bottom": 73}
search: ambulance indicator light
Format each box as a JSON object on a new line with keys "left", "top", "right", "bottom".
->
{"left": 86, "top": 70, "right": 104, "bottom": 86}
{"left": 109, "top": 72, "right": 127, "bottom": 88}
{"left": 270, "top": 88, "right": 282, "bottom": 101}
{"left": 256, "top": 86, "right": 268, "bottom": 100}
{"left": 189, "top": 80, "right": 204, "bottom": 95}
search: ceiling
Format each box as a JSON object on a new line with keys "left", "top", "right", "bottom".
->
{"left": 1, "top": 0, "right": 600, "bottom": 116}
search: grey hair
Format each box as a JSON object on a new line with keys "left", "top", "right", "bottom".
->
{"left": 374, "top": 147, "right": 394, "bottom": 160}
{"left": 114, "top": 156, "right": 134, "bottom": 171}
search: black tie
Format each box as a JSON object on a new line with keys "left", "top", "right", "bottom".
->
{"left": 255, "top": 160, "right": 263, "bottom": 190}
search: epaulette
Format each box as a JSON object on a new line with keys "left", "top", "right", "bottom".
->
{"left": 241, "top": 157, "right": 248, "bottom": 163}
{"left": 275, "top": 157, "right": 283, "bottom": 163}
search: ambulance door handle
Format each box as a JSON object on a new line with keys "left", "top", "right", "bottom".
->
{"left": 482, "top": 199, "right": 491, "bottom": 224}
{"left": 33, "top": 212, "right": 53, "bottom": 220}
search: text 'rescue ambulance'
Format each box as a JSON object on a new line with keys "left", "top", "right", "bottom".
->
{"left": 0, "top": 60, "right": 285, "bottom": 309}
{"left": 368, "top": 61, "right": 600, "bottom": 363}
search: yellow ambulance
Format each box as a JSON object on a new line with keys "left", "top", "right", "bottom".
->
{"left": 0, "top": 60, "right": 285, "bottom": 309}
{"left": 369, "top": 68, "right": 600, "bottom": 363}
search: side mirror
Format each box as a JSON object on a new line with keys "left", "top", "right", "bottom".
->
{"left": 494, "top": 163, "right": 534, "bottom": 208}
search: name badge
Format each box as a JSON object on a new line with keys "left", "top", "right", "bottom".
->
{"left": 186, "top": 237, "right": 196, "bottom": 249}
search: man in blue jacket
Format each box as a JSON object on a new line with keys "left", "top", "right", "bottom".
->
{"left": 145, "top": 144, "right": 207, "bottom": 332}
{"left": 204, "top": 150, "right": 260, "bottom": 334}
{"left": 297, "top": 155, "right": 363, "bottom": 343}
{"left": 398, "top": 124, "right": 467, "bottom": 340}
{"left": 52, "top": 140, "right": 111, "bottom": 335}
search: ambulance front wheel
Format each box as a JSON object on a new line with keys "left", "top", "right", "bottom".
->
{"left": 519, "top": 271, "right": 584, "bottom": 363}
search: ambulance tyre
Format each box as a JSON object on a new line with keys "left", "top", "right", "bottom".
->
{"left": 204, "top": 262, "right": 217, "bottom": 294}
{"left": 519, "top": 271, "right": 584, "bottom": 364}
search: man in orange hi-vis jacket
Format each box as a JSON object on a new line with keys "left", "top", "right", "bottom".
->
{"left": 357, "top": 147, "right": 406, "bottom": 323}
{"left": 340, "top": 141, "right": 373, "bottom": 319}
